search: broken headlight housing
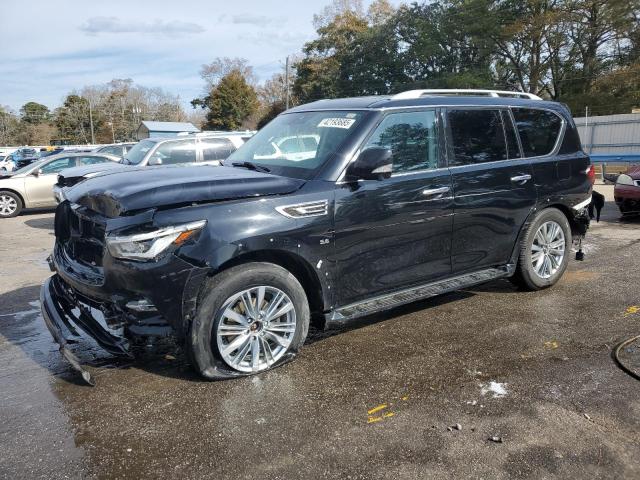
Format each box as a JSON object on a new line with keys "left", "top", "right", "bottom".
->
{"left": 106, "top": 220, "right": 206, "bottom": 261}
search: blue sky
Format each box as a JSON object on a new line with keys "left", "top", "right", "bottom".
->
{"left": 0, "top": 0, "right": 396, "bottom": 112}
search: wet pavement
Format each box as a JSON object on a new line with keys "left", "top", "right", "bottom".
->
{"left": 1, "top": 186, "right": 640, "bottom": 479}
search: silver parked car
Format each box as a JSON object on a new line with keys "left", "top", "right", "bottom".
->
{"left": 0, "top": 152, "right": 120, "bottom": 218}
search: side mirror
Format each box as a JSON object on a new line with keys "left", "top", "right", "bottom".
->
{"left": 32, "top": 168, "right": 42, "bottom": 177}
{"left": 345, "top": 147, "right": 393, "bottom": 181}
{"left": 147, "top": 157, "right": 162, "bottom": 166}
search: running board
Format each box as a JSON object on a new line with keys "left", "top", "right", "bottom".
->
{"left": 327, "top": 265, "right": 515, "bottom": 325}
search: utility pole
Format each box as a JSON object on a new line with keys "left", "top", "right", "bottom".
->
{"left": 88, "top": 100, "right": 95, "bottom": 145}
{"left": 285, "top": 55, "right": 290, "bottom": 110}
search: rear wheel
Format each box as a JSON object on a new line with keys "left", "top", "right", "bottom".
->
{"left": 187, "top": 262, "right": 310, "bottom": 379}
{"left": 0, "top": 191, "right": 22, "bottom": 218}
{"left": 511, "top": 208, "right": 571, "bottom": 291}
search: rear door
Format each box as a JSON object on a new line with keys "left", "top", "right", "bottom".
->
{"left": 334, "top": 108, "right": 453, "bottom": 305}
{"left": 446, "top": 107, "right": 536, "bottom": 273}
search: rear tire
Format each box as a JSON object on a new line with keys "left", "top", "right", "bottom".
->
{"left": 0, "top": 191, "right": 23, "bottom": 218}
{"left": 187, "top": 262, "right": 310, "bottom": 380}
{"left": 510, "top": 208, "right": 571, "bottom": 291}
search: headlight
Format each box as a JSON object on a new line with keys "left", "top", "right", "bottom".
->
{"left": 106, "top": 220, "right": 206, "bottom": 261}
{"left": 616, "top": 174, "right": 635, "bottom": 186}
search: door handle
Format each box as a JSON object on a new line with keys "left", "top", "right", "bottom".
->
{"left": 422, "top": 186, "right": 450, "bottom": 196}
{"left": 510, "top": 174, "right": 532, "bottom": 183}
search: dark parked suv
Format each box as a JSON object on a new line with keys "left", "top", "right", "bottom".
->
{"left": 40, "top": 89, "right": 594, "bottom": 384}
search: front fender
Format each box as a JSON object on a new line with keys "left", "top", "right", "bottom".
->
{"left": 153, "top": 193, "right": 335, "bottom": 312}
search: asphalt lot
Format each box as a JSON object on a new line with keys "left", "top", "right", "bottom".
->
{"left": 1, "top": 185, "right": 640, "bottom": 479}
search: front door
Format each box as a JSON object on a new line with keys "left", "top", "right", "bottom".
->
{"left": 334, "top": 109, "right": 453, "bottom": 306}
{"left": 24, "top": 156, "right": 77, "bottom": 206}
{"left": 445, "top": 108, "right": 537, "bottom": 273}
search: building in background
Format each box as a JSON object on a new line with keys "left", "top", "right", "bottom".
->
{"left": 136, "top": 121, "right": 200, "bottom": 140}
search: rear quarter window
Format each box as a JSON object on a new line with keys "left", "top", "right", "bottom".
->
{"left": 512, "top": 108, "right": 563, "bottom": 157}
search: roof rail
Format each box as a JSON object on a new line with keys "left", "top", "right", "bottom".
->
{"left": 392, "top": 89, "right": 542, "bottom": 101}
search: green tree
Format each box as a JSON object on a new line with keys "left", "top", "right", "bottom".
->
{"left": 54, "top": 94, "right": 93, "bottom": 144}
{"left": 294, "top": 10, "right": 369, "bottom": 102}
{"left": 200, "top": 70, "right": 258, "bottom": 130}
{"left": 19, "top": 102, "right": 50, "bottom": 124}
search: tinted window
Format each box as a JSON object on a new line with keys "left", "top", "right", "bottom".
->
{"left": 501, "top": 111, "right": 522, "bottom": 159}
{"left": 40, "top": 157, "right": 75, "bottom": 174}
{"left": 148, "top": 140, "right": 197, "bottom": 165}
{"left": 201, "top": 138, "right": 235, "bottom": 161}
{"left": 365, "top": 110, "right": 439, "bottom": 173}
{"left": 79, "top": 156, "right": 110, "bottom": 165}
{"left": 512, "top": 108, "right": 562, "bottom": 157}
{"left": 448, "top": 109, "right": 507, "bottom": 165}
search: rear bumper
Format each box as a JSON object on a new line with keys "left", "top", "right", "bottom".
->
{"left": 40, "top": 275, "right": 133, "bottom": 385}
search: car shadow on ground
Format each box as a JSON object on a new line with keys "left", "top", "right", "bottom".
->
{"left": 0, "top": 278, "right": 519, "bottom": 385}
{"left": 24, "top": 217, "right": 54, "bottom": 230}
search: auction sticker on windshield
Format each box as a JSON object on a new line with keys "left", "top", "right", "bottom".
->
{"left": 318, "top": 118, "right": 356, "bottom": 129}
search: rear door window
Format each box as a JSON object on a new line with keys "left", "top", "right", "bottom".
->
{"left": 447, "top": 109, "right": 508, "bottom": 165}
{"left": 364, "top": 110, "right": 439, "bottom": 173}
{"left": 201, "top": 138, "right": 236, "bottom": 161}
{"left": 512, "top": 108, "right": 563, "bottom": 157}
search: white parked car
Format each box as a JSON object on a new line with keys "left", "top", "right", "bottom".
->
{"left": 0, "top": 152, "right": 120, "bottom": 217}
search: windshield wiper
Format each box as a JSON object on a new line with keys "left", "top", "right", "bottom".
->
{"left": 231, "top": 161, "right": 271, "bottom": 173}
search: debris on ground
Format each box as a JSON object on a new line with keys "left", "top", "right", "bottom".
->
{"left": 480, "top": 381, "right": 508, "bottom": 398}
{"left": 488, "top": 436, "right": 503, "bottom": 443}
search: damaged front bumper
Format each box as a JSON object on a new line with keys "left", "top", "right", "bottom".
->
{"left": 40, "top": 274, "right": 132, "bottom": 386}
{"left": 41, "top": 244, "right": 209, "bottom": 385}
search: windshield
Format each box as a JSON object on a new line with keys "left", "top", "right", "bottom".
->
{"left": 226, "top": 110, "right": 366, "bottom": 179}
{"left": 123, "top": 140, "right": 155, "bottom": 164}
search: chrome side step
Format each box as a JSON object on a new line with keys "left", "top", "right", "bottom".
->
{"left": 328, "top": 265, "right": 515, "bottom": 324}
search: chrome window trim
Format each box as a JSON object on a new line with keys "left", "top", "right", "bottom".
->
{"left": 331, "top": 104, "right": 568, "bottom": 184}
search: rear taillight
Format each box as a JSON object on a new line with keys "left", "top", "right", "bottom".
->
{"left": 585, "top": 164, "right": 596, "bottom": 185}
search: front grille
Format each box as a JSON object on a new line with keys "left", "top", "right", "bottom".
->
{"left": 55, "top": 201, "right": 106, "bottom": 267}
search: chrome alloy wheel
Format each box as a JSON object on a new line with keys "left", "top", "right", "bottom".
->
{"left": 531, "top": 220, "right": 565, "bottom": 279}
{"left": 0, "top": 194, "right": 17, "bottom": 216}
{"left": 215, "top": 286, "right": 297, "bottom": 373}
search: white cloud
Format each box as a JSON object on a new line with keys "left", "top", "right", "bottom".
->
{"left": 80, "top": 16, "right": 205, "bottom": 37}
{"left": 229, "top": 13, "right": 286, "bottom": 26}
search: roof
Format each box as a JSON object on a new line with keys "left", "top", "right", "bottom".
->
{"left": 139, "top": 121, "right": 200, "bottom": 133}
{"left": 287, "top": 95, "right": 564, "bottom": 113}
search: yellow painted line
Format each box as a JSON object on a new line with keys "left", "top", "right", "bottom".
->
{"left": 544, "top": 341, "right": 559, "bottom": 350}
{"left": 624, "top": 306, "right": 640, "bottom": 316}
{"left": 367, "top": 404, "right": 388, "bottom": 415}
{"left": 367, "top": 416, "right": 383, "bottom": 424}
{"left": 383, "top": 412, "right": 395, "bottom": 418}
{"left": 401, "top": 395, "right": 409, "bottom": 401}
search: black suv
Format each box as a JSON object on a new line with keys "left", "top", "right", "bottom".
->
{"left": 40, "top": 90, "right": 593, "bottom": 384}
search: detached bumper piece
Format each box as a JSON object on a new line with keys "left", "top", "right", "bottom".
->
{"left": 40, "top": 275, "right": 133, "bottom": 386}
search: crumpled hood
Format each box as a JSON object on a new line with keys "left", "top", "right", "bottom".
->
{"left": 66, "top": 165, "right": 306, "bottom": 218}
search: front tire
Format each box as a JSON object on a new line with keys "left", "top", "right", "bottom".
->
{"left": 0, "top": 191, "right": 23, "bottom": 218}
{"left": 511, "top": 208, "right": 571, "bottom": 291}
{"left": 187, "top": 262, "right": 310, "bottom": 380}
